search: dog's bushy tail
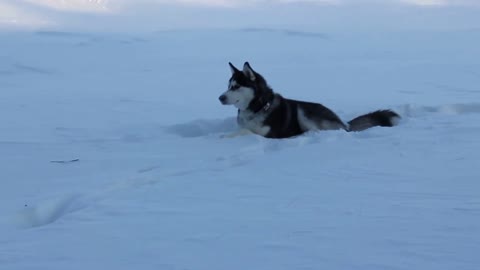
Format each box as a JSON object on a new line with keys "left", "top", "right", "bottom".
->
{"left": 347, "top": 110, "right": 400, "bottom": 132}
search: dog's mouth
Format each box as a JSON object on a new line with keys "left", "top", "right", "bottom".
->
{"left": 220, "top": 99, "right": 239, "bottom": 105}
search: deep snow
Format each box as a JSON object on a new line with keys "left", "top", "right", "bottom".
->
{"left": 1, "top": 28, "right": 480, "bottom": 270}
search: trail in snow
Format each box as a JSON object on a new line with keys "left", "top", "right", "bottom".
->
{"left": 166, "top": 102, "right": 480, "bottom": 138}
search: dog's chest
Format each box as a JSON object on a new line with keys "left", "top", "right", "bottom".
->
{"left": 237, "top": 110, "right": 270, "bottom": 136}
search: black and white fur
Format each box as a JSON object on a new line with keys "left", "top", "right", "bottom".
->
{"left": 219, "top": 62, "right": 400, "bottom": 139}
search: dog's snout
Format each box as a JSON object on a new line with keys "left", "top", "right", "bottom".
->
{"left": 219, "top": 95, "right": 227, "bottom": 103}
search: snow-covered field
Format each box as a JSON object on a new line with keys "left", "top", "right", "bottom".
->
{"left": 1, "top": 18, "right": 480, "bottom": 270}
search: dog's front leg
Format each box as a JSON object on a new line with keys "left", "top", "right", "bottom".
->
{"left": 220, "top": 129, "right": 252, "bottom": 139}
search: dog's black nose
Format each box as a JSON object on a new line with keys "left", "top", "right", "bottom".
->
{"left": 219, "top": 95, "right": 227, "bottom": 103}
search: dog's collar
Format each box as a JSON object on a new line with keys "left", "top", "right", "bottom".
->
{"left": 251, "top": 101, "right": 272, "bottom": 114}
{"left": 250, "top": 97, "right": 273, "bottom": 114}
{"left": 247, "top": 93, "right": 275, "bottom": 114}
{"left": 262, "top": 102, "right": 271, "bottom": 112}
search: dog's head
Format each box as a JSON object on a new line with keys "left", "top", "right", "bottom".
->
{"left": 218, "top": 62, "right": 270, "bottom": 110}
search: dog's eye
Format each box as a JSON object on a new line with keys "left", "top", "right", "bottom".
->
{"left": 230, "top": 85, "right": 240, "bottom": 90}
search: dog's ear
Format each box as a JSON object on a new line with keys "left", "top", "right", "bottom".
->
{"left": 229, "top": 62, "right": 240, "bottom": 74}
{"left": 243, "top": 62, "right": 256, "bottom": 81}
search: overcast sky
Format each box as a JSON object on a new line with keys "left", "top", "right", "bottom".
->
{"left": 1, "top": 0, "right": 480, "bottom": 32}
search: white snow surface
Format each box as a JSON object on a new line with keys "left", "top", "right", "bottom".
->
{"left": 1, "top": 27, "right": 480, "bottom": 270}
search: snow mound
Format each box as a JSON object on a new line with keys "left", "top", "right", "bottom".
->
{"left": 14, "top": 194, "right": 87, "bottom": 229}
{"left": 396, "top": 102, "right": 480, "bottom": 117}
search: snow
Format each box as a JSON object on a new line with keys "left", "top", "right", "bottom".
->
{"left": 1, "top": 18, "right": 480, "bottom": 270}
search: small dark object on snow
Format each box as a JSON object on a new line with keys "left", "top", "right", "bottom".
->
{"left": 50, "top": 159, "right": 80, "bottom": 164}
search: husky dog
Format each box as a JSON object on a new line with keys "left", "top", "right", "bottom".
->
{"left": 219, "top": 62, "right": 400, "bottom": 139}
